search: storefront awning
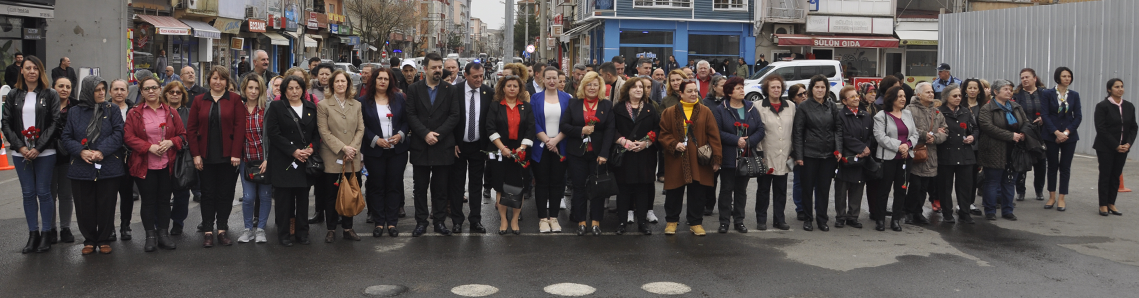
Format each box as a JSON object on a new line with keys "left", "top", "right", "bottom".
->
{"left": 563, "top": 21, "right": 601, "bottom": 39}
{"left": 261, "top": 32, "right": 289, "bottom": 46}
{"left": 180, "top": 19, "right": 221, "bottom": 39}
{"left": 775, "top": 34, "right": 899, "bottom": 48}
{"left": 135, "top": 15, "right": 190, "bottom": 36}
{"left": 896, "top": 30, "right": 938, "bottom": 46}
{"left": 283, "top": 32, "right": 319, "bottom": 48}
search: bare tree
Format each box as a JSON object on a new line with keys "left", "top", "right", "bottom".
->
{"left": 345, "top": 0, "right": 417, "bottom": 57}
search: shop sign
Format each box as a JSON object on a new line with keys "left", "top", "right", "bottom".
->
{"left": 158, "top": 27, "right": 190, "bottom": 36}
{"left": 247, "top": 19, "right": 266, "bottom": 32}
{"left": 806, "top": 16, "right": 892, "bottom": 35}
{"left": 307, "top": 12, "right": 319, "bottom": 30}
{"left": 23, "top": 28, "right": 43, "bottom": 40}
{"left": 231, "top": 37, "right": 244, "bottom": 50}
{"left": 213, "top": 18, "right": 242, "bottom": 34}
{"left": 330, "top": 24, "right": 338, "bottom": 35}
{"left": 851, "top": 77, "right": 883, "bottom": 88}
{"left": 0, "top": 4, "right": 54, "bottom": 18}
{"left": 347, "top": 36, "right": 360, "bottom": 46}
{"left": 776, "top": 34, "right": 899, "bottom": 48}
{"left": 315, "top": 13, "right": 327, "bottom": 29}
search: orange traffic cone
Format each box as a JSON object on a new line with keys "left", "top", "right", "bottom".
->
{"left": 0, "top": 143, "right": 14, "bottom": 171}
{"left": 1121, "top": 176, "right": 1132, "bottom": 193}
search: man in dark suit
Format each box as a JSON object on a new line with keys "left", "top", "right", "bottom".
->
{"left": 448, "top": 62, "right": 493, "bottom": 234}
{"left": 526, "top": 62, "right": 546, "bottom": 96}
{"left": 634, "top": 58, "right": 664, "bottom": 105}
{"left": 404, "top": 52, "right": 462, "bottom": 237}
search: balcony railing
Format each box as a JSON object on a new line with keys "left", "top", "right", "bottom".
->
{"left": 764, "top": 0, "right": 807, "bottom": 23}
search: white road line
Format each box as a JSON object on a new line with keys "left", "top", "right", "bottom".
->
{"left": 451, "top": 284, "right": 499, "bottom": 297}
{"left": 641, "top": 282, "right": 692, "bottom": 295}
{"left": 543, "top": 283, "right": 596, "bottom": 297}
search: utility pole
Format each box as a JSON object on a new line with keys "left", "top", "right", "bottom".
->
{"left": 539, "top": 0, "right": 547, "bottom": 63}
{"left": 504, "top": 0, "right": 514, "bottom": 64}
{"left": 523, "top": 2, "right": 528, "bottom": 63}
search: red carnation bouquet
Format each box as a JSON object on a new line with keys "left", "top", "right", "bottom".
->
{"left": 582, "top": 116, "right": 601, "bottom": 152}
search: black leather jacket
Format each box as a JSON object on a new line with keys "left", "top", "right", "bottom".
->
{"left": 792, "top": 98, "right": 843, "bottom": 160}
{"left": 2, "top": 85, "right": 62, "bottom": 152}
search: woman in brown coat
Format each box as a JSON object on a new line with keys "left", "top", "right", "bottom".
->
{"left": 659, "top": 79, "right": 722, "bottom": 236}
{"left": 316, "top": 70, "right": 365, "bottom": 242}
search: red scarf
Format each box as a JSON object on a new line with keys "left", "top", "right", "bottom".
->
{"left": 583, "top": 97, "right": 599, "bottom": 121}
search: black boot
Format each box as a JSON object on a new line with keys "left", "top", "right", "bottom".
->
{"left": 890, "top": 219, "right": 902, "bottom": 231}
{"left": 59, "top": 228, "right": 75, "bottom": 243}
{"left": 874, "top": 220, "right": 886, "bottom": 231}
{"left": 157, "top": 229, "right": 176, "bottom": 250}
{"left": 307, "top": 213, "right": 324, "bottom": 224}
{"left": 120, "top": 228, "right": 132, "bottom": 241}
{"left": 144, "top": 230, "right": 157, "bottom": 252}
{"left": 22, "top": 231, "right": 40, "bottom": 254}
{"left": 34, "top": 231, "right": 51, "bottom": 253}
{"left": 45, "top": 228, "right": 58, "bottom": 244}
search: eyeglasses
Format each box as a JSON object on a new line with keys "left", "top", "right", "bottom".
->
{"left": 166, "top": 90, "right": 182, "bottom": 95}
{"left": 796, "top": 92, "right": 807, "bottom": 97}
{"left": 142, "top": 86, "right": 161, "bottom": 92}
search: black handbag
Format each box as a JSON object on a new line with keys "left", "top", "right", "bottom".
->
{"left": 586, "top": 164, "right": 620, "bottom": 199}
{"left": 172, "top": 141, "right": 198, "bottom": 190}
{"left": 244, "top": 160, "right": 270, "bottom": 184}
{"left": 863, "top": 157, "right": 883, "bottom": 180}
{"left": 500, "top": 183, "right": 524, "bottom": 209}
{"left": 736, "top": 147, "right": 767, "bottom": 178}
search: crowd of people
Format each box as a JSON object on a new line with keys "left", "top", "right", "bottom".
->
{"left": 4, "top": 50, "right": 1136, "bottom": 255}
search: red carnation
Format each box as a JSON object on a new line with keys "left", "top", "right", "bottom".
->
{"left": 734, "top": 122, "right": 741, "bottom": 127}
{"left": 841, "top": 157, "right": 848, "bottom": 163}
{"left": 1035, "top": 112, "right": 1041, "bottom": 117}
{"left": 742, "top": 124, "right": 749, "bottom": 128}
{"left": 386, "top": 113, "right": 393, "bottom": 118}
{"left": 159, "top": 122, "right": 167, "bottom": 128}
{"left": 901, "top": 184, "right": 908, "bottom": 190}
{"left": 647, "top": 131, "right": 657, "bottom": 142}
{"left": 959, "top": 123, "right": 967, "bottom": 129}
{"left": 559, "top": 156, "right": 567, "bottom": 162}
{"left": 833, "top": 150, "right": 841, "bottom": 157}
{"left": 766, "top": 168, "right": 774, "bottom": 175}
{"left": 684, "top": 120, "right": 693, "bottom": 125}
{"left": 81, "top": 138, "right": 88, "bottom": 146}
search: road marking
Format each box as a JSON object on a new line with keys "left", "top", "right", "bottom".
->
{"left": 0, "top": 177, "right": 16, "bottom": 185}
{"left": 364, "top": 285, "right": 408, "bottom": 296}
{"left": 641, "top": 282, "right": 691, "bottom": 295}
{"left": 451, "top": 284, "right": 498, "bottom": 297}
{"left": 543, "top": 283, "right": 596, "bottom": 296}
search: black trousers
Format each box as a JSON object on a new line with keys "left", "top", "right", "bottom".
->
{"left": 532, "top": 151, "right": 567, "bottom": 218}
{"left": 1046, "top": 140, "right": 1077, "bottom": 194}
{"left": 939, "top": 164, "right": 975, "bottom": 215}
{"left": 800, "top": 157, "right": 837, "bottom": 223}
{"left": 755, "top": 174, "right": 788, "bottom": 225}
{"left": 717, "top": 168, "right": 749, "bottom": 225}
{"left": 312, "top": 174, "right": 330, "bottom": 217}
{"left": 905, "top": 174, "right": 935, "bottom": 215}
{"left": 833, "top": 180, "right": 865, "bottom": 221}
{"left": 872, "top": 159, "right": 907, "bottom": 221}
{"left": 412, "top": 164, "right": 450, "bottom": 225}
{"left": 617, "top": 183, "right": 654, "bottom": 225}
{"left": 117, "top": 174, "right": 134, "bottom": 229}
{"left": 199, "top": 163, "right": 238, "bottom": 231}
{"left": 1096, "top": 149, "right": 1128, "bottom": 207}
{"left": 568, "top": 154, "right": 604, "bottom": 223}
{"left": 135, "top": 169, "right": 173, "bottom": 231}
{"left": 704, "top": 172, "right": 719, "bottom": 211}
{"left": 365, "top": 153, "right": 407, "bottom": 227}
{"left": 73, "top": 177, "right": 120, "bottom": 246}
{"left": 449, "top": 141, "right": 486, "bottom": 225}
{"left": 1016, "top": 156, "right": 1046, "bottom": 197}
{"left": 274, "top": 186, "right": 311, "bottom": 239}
{"left": 322, "top": 172, "right": 360, "bottom": 230}
{"left": 665, "top": 183, "right": 706, "bottom": 225}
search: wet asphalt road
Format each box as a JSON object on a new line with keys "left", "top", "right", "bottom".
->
{"left": 1, "top": 155, "right": 1138, "bottom": 297}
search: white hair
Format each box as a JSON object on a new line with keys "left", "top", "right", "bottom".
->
{"left": 696, "top": 60, "right": 710, "bottom": 68}
{"left": 915, "top": 82, "right": 932, "bottom": 94}
{"left": 254, "top": 49, "right": 268, "bottom": 59}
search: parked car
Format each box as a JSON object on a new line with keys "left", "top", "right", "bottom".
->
{"left": 332, "top": 62, "right": 363, "bottom": 88}
{"left": 743, "top": 60, "right": 844, "bottom": 102}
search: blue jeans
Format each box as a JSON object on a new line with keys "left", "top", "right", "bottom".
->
{"left": 792, "top": 165, "right": 803, "bottom": 213}
{"left": 240, "top": 166, "right": 272, "bottom": 230}
{"left": 982, "top": 167, "right": 1016, "bottom": 216}
{"left": 14, "top": 155, "right": 56, "bottom": 231}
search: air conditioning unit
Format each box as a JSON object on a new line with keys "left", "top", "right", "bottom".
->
{"left": 773, "top": 24, "right": 795, "bottom": 35}
{"left": 245, "top": 6, "right": 257, "bottom": 19}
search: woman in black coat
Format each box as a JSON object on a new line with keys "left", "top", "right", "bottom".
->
{"left": 937, "top": 85, "right": 978, "bottom": 224}
{"left": 563, "top": 71, "right": 615, "bottom": 236}
{"left": 360, "top": 68, "right": 409, "bottom": 237}
{"left": 834, "top": 86, "right": 872, "bottom": 229}
{"left": 486, "top": 75, "right": 536, "bottom": 235}
{"left": 2, "top": 56, "right": 62, "bottom": 253}
{"left": 611, "top": 77, "right": 659, "bottom": 235}
{"left": 712, "top": 77, "right": 764, "bottom": 234}
{"left": 1092, "top": 78, "right": 1136, "bottom": 216}
{"left": 792, "top": 75, "right": 843, "bottom": 232}
{"left": 264, "top": 75, "right": 319, "bottom": 246}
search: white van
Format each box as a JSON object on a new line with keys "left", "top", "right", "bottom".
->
{"left": 743, "top": 60, "right": 845, "bottom": 102}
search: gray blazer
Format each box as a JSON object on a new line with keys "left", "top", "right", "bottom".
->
{"left": 873, "top": 109, "right": 920, "bottom": 161}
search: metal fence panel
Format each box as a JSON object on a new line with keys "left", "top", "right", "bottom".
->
{"left": 940, "top": 0, "right": 1137, "bottom": 158}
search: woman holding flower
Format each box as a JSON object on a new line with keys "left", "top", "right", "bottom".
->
{"left": 530, "top": 67, "right": 572, "bottom": 233}
{"left": 711, "top": 77, "right": 764, "bottom": 234}
{"left": 659, "top": 79, "right": 722, "bottom": 236}
{"left": 937, "top": 84, "right": 977, "bottom": 224}
{"left": 2, "top": 56, "right": 62, "bottom": 253}
{"left": 265, "top": 75, "right": 318, "bottom": 246}
{"left": 611, "top": 77, "right": 660, "bottom": 235}
{"left": 360, "top": 68, "right": 408, "bottom": 237}
{"left": 834, "top": 86, "right": 874, "bottom": 229}
{"left": 123, "top": 74, "right": 187, "bottom": 252}
{"left": 61, "top": 76, "right": 123, "bottom": 254}
{"left": 486, "top": 75, "right": 536, "bottom": 235}
{"left": 562, "top": 71, "right": 615, "bottom": 236}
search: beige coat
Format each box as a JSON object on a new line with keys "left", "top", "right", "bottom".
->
{"left": 755, "top": 99, "right": 796, "bottom": 176}
{"left": 905, "top": 99, "right": 947, "bottom": 177}
{"left": 317, "top": 95, "right": 365, "bottom": 173}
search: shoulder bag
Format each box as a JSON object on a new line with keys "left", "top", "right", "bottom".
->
{"left": 609, "top": 107, "right": 647, "bottom": 168}
{"left": 244, "top": 160, "right": 270, "bottom": 184}
{"left": 586, "top": 164, "right": 620, "bottom": 199}
{"left": 172, "top": 138, "right": 198, "bottom": 190}
{"left": 500, "top": 183, "right": 524, "bottom": 209}
{"left": 335, "top": 163, "right": 366, "bottom": 216}
{"left": 283, "top": 101, "right": 324, "bottom": 175}
{"left": 911, "top": 110, "right": 935, "bottom": 163}
{"left": 737, "top": 147, "right": 767, "bottom": 178}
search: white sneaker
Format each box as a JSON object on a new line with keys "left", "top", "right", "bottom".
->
{"left": 254, "top": 228, "right": 267, "bottom": 243}
{"left": 548, "top": 218, "right": 562, "bottom": 233}
{"left": 560, "top": 198, "right": 567, "bottom": 209}
{"left": 647, "top": 210, "right": 659, "bottom": 223}
{"left": 627, "top": 211, "right": 635, "bottom": 223}
{"left": 539, "top": 218, "right": 551, "bottom": 233}
{"left": 238, "top": 229, "right": 254, "bottom": 243}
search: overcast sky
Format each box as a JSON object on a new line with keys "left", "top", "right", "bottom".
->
{"left": 470, "top": 0, "right": 506, "bottom": 30}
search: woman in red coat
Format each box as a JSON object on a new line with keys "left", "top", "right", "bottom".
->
{"left": 123, "top": 76, "right": 187, "bottom": 252}
{"left": 186, "top": 66, "right": 247, "bottom": 247}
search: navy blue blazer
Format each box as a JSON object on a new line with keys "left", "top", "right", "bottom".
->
{"left": 529, "top": 89, "right": 572, "bottom": 162}
{"left": 359, "top": 92, "right": 410, "bottom": 157}
{"left": 712, "top": 100, "right": 765, "bottom": 168}
{"left": 1039, "top": 88, "right": 1083, "bottom": 142}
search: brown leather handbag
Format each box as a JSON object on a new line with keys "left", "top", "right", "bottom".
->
{"left": 911, "top": 111, "right": 936, "bottom": 163}
{"left": 335, "top": 163, "right": 366, "bottom": 217}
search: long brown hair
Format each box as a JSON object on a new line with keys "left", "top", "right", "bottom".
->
{"left": 16, "top": 56, "right": 50, "bottom": 92}
{"left": 617, "top": 77, "right": 646, "bottom": 104}
{"left": 494, "top": 75, "right": 529, "bottom": 103}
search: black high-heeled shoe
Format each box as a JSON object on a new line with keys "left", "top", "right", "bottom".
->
{"left": 576, "top": 225, "right": 586, "bottom": 236}
{"left": 388, "top": 226, "right": 399, "bottom": 237}
{"left": 591, "top": 225, "right": 601, "bottom": 236}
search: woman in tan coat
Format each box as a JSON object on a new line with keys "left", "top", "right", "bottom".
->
{"left": 754, "top": 74, "right": 795, "bottom": 231}
{"left": 659, "top": 79, "right": 722, "bottom": 236}
{"left": 317, "top": 70, "right": 365, "bottom": 243}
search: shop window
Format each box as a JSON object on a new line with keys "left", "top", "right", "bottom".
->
{"left": 620, "top": 47, "right": 671, "bottom": 66}
{"left": 713, "top": 0, "right": 747, "bottom": 10}
{"left": 634, "top": 0, "right": 692, "bottom": 8}
{"left": 906, "top": 50, "right": 936, "bottom": 77}
{"left": 835, "top": 48, "right": 878, "bottom": 77}
{"left": 688, "top": 34, "right": 739, "bottom": 57}
{"left": 619, "top": 31, "right": 673, "bottom": 45}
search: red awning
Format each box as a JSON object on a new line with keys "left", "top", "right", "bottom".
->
{"left": 134, "top": 15, "right": 190, "bottom": 36}
{"left": 775, "top": 34, "right": 899, "bottom": 48}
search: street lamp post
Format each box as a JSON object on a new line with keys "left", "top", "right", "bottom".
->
{"left": 504, "top": 0, "right": 514, "bottom": 64}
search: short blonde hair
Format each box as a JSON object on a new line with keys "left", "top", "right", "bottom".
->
{"left": 575, "top": 71, "right": 604, "bottom": 99}
{"left": 504, "top": 63, "right": 529, "bottom": 84}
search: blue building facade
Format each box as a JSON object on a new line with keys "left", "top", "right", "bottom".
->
{"left": 573, "top": 0, "right": 756, "bottom": 68}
